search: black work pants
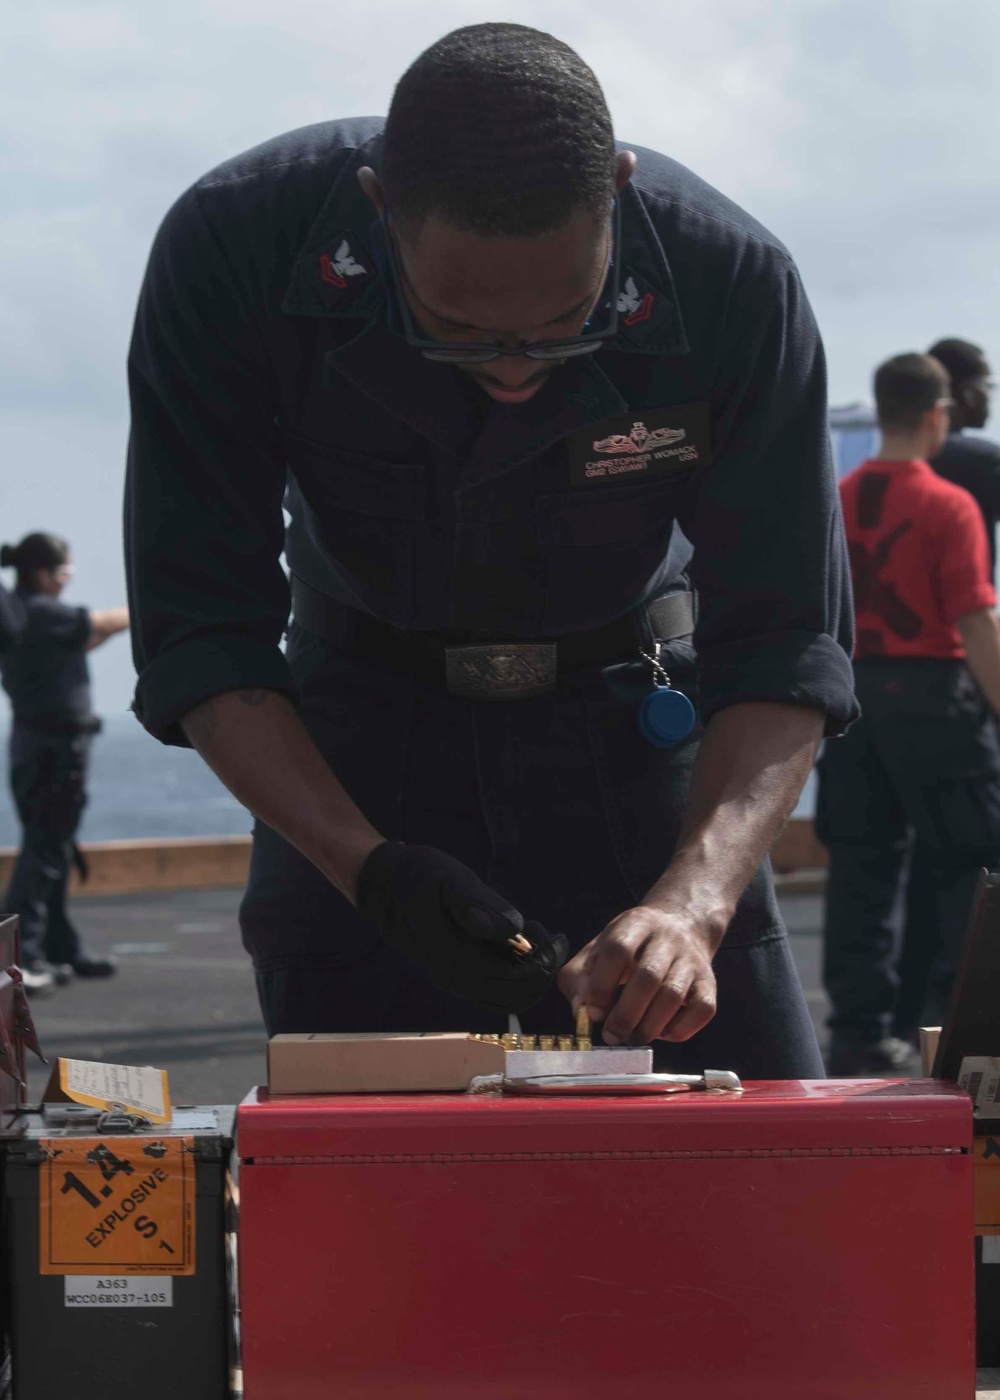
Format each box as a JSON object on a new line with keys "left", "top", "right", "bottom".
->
{"left": 816, "top": 659, "right": 1000, "bottom": 1042}
{"left": 4, "top": 726, "right": 90, "bottom": 966}
{"left": 896, "top": 847, "right": 942, "bottom": 1041}
{"left": 240, "top": 620, "right": 824, "bottom": 1080}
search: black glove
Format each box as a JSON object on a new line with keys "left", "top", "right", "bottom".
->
{"left": 355, "top": 842, "right": 568, "bottom": 1014}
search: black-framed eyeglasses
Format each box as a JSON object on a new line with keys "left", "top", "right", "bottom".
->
{"left": 377, "top": 201, "right": 622, "bottom": 364}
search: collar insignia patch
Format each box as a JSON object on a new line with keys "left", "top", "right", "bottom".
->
{"left": 617, "top": 276, "right": 655, "bottom": 327}
{"left": 567, "top": 402, "right": 712, "bottom": 487}
{"left": 316, "top": 237, "right": 369, "bottom": 300}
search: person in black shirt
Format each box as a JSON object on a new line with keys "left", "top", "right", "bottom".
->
{"left": 1, "top": 534, "right": 129, "bottom": 993}
{"left": 927, "top": 338, "right": 999, "bottom": 562}
{"left": 125, "top": 25, "right": 857, "bottom": 1069}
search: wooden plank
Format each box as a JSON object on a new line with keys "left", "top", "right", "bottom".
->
{"left": 0, "top": 817, "right": 829, "bottom": 899}
{"left": 0, "top": 836, "right": 251, "bottom": 898}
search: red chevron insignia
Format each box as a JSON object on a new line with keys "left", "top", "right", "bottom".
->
{"left": 319, "top": 253, "right": 347, "bottom": 289}
{"left": 624, "top": 292, "right": 655, "bottom": 327}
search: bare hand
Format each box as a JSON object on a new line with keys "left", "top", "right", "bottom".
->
{"left": 558, "top": 905, "right": 718, "bottom": 1045}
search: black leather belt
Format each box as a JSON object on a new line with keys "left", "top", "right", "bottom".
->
{"left": 292, "top": 577, "right": 694, "bottom": 702}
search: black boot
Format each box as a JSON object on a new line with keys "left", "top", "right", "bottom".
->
{"left": 53, "top": 954, "right": 118, "bottom": 983}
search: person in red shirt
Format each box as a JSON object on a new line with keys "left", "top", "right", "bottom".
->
{"left": 817, "top": 352, "right": 1000, "bottom": 1075}
{"left": 896, "top": 337, "right": 1000, "bottom": 1041}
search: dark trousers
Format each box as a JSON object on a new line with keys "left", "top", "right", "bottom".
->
{"left": 240, "top": 621, "right": 824, "bottom": 1080}
{"left": 896, "top": 847, "right": 941, "bottom": 1040}
{"left": 816, "top": 659, "right": 1000, "bottom": 1042}
{"left": 4, "top": 727, "right": 90, "bottom": 966}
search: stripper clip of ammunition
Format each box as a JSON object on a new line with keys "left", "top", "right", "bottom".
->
{"left": 471, "top": 1030, "right": 596, "bottom": 1051}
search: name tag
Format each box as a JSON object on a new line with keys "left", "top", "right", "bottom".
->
{"left": 567, "top": 402, "right": 712, "bottom": 487}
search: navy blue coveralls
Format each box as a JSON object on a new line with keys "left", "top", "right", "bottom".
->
{"left": 125, "top": 118, "right": 858, "bottom": 1077}
{"left": 1, "top": 592, "right": 96, "bottom": 967}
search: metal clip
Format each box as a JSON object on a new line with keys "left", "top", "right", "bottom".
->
{"left": 96, "top": 1105, "right": 153, "bottom": 1134}
{"left": 502, "top": 1070, "right": 743, "bottom": 1096}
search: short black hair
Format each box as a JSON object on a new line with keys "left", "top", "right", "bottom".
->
{"left": 381, "top": 24, "right": 616, "bottom": 238}
{"left": 927, "top": 337, "right": 990, "bottom": 388}
{"left": 0, "top": 532, "right": 69, "bottom": 589}
{"left": 874, "top": 353, "right": 951, "bottom": 432}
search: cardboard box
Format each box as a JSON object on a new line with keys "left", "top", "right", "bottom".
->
{"left": 267, "top": 1033, "right": 505, "bottom": 1095}
{"left": 920, "top": 1026, "right": 941, "bottom": 1078}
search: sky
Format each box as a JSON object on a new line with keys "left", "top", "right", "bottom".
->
{"left": 2, "top": 0, "right": 999, "bottom": 713}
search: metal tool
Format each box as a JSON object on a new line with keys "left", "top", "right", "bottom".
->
{"left": 507, "top": 1070, "right": 742, "bottom": 1095}
{"left": 469, "top": 1069, "right": 742, "bottom": 1096}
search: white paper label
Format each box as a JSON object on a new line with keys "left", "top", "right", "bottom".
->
{"left": 64, "top": 1276, "right": 173, "bottom": 1307}
{"left": 983, "top": 1237, "right": 1000, "bottom": 1265}
{"left": 62, "top": 1060, "right": 168, "bottom": 1121}
{"left": 957, "top": 1057, "right": 1000, "bottom": 1117}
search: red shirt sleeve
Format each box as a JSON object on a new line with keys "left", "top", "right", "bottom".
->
{"left": 936, "top": 491, "right": 997, "bottom": 624}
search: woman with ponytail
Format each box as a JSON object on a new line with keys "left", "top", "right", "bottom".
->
{"left": 0, "top": 534, "right": 129, "bottom": 993}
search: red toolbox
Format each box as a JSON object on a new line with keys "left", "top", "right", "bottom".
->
{"left": 238, "top": 1079, "right": 974, "bottom": 1399}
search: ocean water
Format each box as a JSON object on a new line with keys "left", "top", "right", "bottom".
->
{"left": 0, "top": 709, "right": 818, "bottom": 849}
{"left": 0, "top": 712, "right": 252, "bottom": 847}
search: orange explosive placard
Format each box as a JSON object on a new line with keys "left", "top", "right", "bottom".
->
{"left": 39, "top": 1136, "right": 195, "bottom": 1275}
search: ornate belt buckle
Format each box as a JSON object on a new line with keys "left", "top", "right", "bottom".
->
{"left": 444, "top": 643, "right": 557, "bottom": 701}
